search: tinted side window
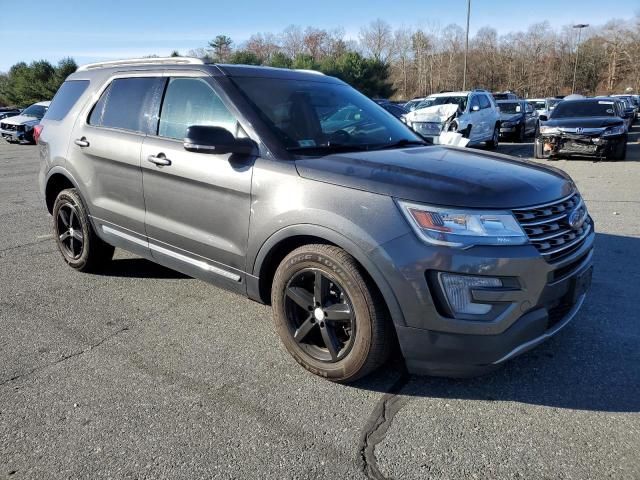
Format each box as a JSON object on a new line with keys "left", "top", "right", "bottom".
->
{"left": 469, "top": 96, "right": 480, "bottom": 111}
{"left": 158, "top": 77, "right": 237, "bottom": 140}
{"left": 45, "top": 80, "right": 89, "bottom": 121}
{"left": 479, "top": 94, "right": 491, "bottom": 109}
{"left": 89, "top": 77, "right": 165, "bottom": 134}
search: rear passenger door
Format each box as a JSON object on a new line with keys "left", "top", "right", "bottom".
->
{"left": 67, "top": 74, "right": 165, "bottom": 258}
{"left": 478, "top": 94, "right": 493, "bottom": 140}
{"left": 140, "top": 74, "right": 253, "bottom": 292}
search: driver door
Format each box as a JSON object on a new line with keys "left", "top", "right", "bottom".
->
{"left": 468, "top": 95, "right": 483, "bottom": 142}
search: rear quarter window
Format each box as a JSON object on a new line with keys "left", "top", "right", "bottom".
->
{"left": 44, "top": 80, "right": 89, "bottom": 121}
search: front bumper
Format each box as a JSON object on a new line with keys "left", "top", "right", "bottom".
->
{"left": 373, "top": 226, "right": 595, "bottom": 377}
{"left": 538, "top": 132, "right": 625, "bottom": 158}
{"left": 0, "top": 127, "right": 26, "bottom": 142}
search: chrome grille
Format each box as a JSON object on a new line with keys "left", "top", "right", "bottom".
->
{"left": 513, "top": 192, "right": 592, "bottom": 262}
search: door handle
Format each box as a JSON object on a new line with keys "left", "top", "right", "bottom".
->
{"left": 74, "top": 138, "right": 89, "bottom": 147}
{"left": 147, "top": 154, "right": 172, "bottom": 166}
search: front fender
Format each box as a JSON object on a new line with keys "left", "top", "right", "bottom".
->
{"left": 249, "top": 223, "right": 407, "bottom": 327}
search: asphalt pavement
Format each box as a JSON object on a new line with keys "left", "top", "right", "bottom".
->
{"left": 1, "top": 127, "right": 639, "bottom": 479}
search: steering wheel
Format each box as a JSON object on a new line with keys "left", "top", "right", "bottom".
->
{"left": 327, "top": 129, "right": 351, "bottom": 144}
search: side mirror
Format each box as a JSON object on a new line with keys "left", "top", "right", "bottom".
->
{"left": 184, "top": 125, "right": 257, "bottom": 155}
{"left": 539, "top": 114, "right": 548, "bottom": 122}
{"left": 471, "top": 105, "right": 480, "bottom": 112}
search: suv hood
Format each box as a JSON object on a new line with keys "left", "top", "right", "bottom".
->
{"left": 405, "top": 104, "right": 458, "bottom": 123}
{"left": 1, "top": 114, "right": 40, "bottom": 126}
{"left": 544, "top": 116, "right": 623, "bottom": 128}
{"left": 295, "top": 146, "right": 573, "bottom": 209}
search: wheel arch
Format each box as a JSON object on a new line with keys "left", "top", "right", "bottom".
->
{"left": 45, "top": 167, "right": 80, "bottom": 214}
{"left": 249, "top": 224, "right": 406, "bottom": 327}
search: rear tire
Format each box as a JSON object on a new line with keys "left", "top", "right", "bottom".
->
{"left": 52, "top": 188, "right": 115, "bottom": 272}
{"left": 486, "top": 124, "right": 499, "bottom": 149}
{"left": 271, "top": 244, "right": 391, "bottom": 382}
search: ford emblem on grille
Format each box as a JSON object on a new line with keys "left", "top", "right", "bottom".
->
{"left": 568, "top": 207, "right": 586, "bottom": 230}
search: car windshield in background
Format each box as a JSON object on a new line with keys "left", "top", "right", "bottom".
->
{"left": 498, "top": 102, "right": 521, "bottom": 114}
{"left": 232, "top": 77, "right": 422, "bottom": 153}
{"left": 415, "top": 99, "right": 435, "bottom": 110}
{"left": 551, "top": 100, "right": 617, "bottom": 118}
{"left": 430, "top": 96, "right": 467, "bottom": 110}
{"left": 548, "top": 99, "right": 561, "bottom": 108}
{"left": 532, "top": 101, "right": 546, "bottom": 109}
{"left": 21, "top": 104, "right": 48, "bottom": 118}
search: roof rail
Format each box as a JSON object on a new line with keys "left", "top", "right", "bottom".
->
{"left": 293, "top": 69, "right": 325, "bottom": 75}
{"left": 77, "top": 57, "right": 205, "bottom": 71}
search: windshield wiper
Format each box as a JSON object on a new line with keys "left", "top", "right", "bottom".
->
{"left": 374, "top": 139, "right": 428, "bottom": 150}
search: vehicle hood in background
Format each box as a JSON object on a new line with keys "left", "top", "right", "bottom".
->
{"left": 405, "top": 104, "right": 459, "bottom": 124}
{"left": 295, "top": 146, "right": 573, "bottom": 209}
{"left": 499, "top": 113, "right": 524, "bottom": 122}
{"left": 1, "top": 115, "right": 40, "bottom": 126}
{"left": 543, "top": 116, "right": 623, "bottom": 128}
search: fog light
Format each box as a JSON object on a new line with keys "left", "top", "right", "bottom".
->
{"left": 439, "top": 273, "right": 502, "bottom": 315}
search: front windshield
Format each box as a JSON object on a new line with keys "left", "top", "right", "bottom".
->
{"left": 551, "top": 100, "right": 616, "bottom": 118}
{"left": 414, "top": 98, "right": 435, "bottom": 110}
{"left": 532, "top": 101, "right": 546, "bottom": 110}
{"left": 21, "top": 104, "right": 48, "bottom": 118}
{"left": 498, "top": 102, "right": 521, "bottom": 114}
{"left": 232, "top": 77, "right": 422, "bottom": 153}
{"left": 547, "top": 99, "right": 561, "bottom": 109}
{"left": 429, "top": 96, "right": 467, "bottom": 110}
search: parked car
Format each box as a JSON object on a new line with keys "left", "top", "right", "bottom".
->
{"left": 0, "top": 107, "right": 21, "bottom": 121}
{"left": 0, "top": 101, "right": 50, "bottom": 143}
{"left": 528, "top": 97, "right": 561, "bottom": 118}
{"left": 39, "top": 58, "right": 594, "bottom": 382}
{"left": 404, "top": 90, "right": 501, "bottom": 147}
{"left": 536, "top": 98, "right": 628, "bottom": 160}
{"left": 492, "top": 91, "right": 519, "bottom": 101}
{"left": 497, "top": 100, "right": 539, "bottom": 141}
{"left": 379, "top": 102, "right": 408, "bottom": 120}
{"left": 611, "top": 95, "right": 638, "bottom": 122}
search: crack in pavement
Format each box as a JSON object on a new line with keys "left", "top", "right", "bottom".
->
{"left": 0, "top": 326, "right": 130, "bottom": 387}
{"left": 359, "top": 369, "right": 411, "bottom": 480}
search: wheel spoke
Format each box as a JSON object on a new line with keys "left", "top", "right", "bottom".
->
{"left": 294, "top": 316, "right": 316, "bottom": 343}
{"left": 313, "top": 271, "right": 328, "bottom": 307}
{"left": 59, "top": 231, "right": 70, "bottom": 242}
{"left": 69, "top": 236, "right": 75, "bottom": 254}
{"left": 320, "top": 325, "right": 340, "bottom": 361}
{"left": 68, "top": 209, "right": 75, "bottom": 228}
{"left": 59, "top": 209, "right": 70, "bottom": 227}
{"left": 72, "top": 229, "right": 84, "bottom": 243}
{"left": 286, "top": 287, "right": 313, "bottom": 310}
{"left": 324, "top": 303, "right": 352, "bottom": 322}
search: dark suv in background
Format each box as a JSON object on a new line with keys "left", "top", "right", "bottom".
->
{"left": 38, "top": 58, "right": 594, "bottom": 382}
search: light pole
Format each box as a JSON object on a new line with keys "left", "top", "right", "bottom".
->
{"left": 462, "top": 0, "right": 471, "bottom": 90}
{"left": 571, "top": 24, "right": 589, "bottom": 94}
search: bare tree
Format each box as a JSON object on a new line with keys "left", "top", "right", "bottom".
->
{"left": 359, "top": 19, "right": 394, "bottom": 62}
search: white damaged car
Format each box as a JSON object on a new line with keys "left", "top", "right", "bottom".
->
{"left": 403, "top": 90, "right": 501, "bottom": 148}
{"left": 0, "top": 101, "right": 50, "bottom": 144}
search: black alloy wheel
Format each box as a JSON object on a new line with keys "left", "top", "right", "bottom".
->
{"left": 56, "top": 202, "right": 84, "bottom": 260}
{"left": 284, "top": 268, "right": 356, "bottom": 362}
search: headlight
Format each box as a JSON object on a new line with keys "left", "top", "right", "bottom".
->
{"left": 398, "top": 201, "right": 528, "bottom": 248}
{"left": 539, "top": 125, "right": 560, "bottom": 134}
{"left": 603, "top": 125, "right": 625, "bottom": 136}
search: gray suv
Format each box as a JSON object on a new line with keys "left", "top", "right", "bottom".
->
{"left": 38, "top": 58, "right": 594, "bottom": 382}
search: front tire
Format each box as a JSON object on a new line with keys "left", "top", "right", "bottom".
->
{"left": 607, "top": 139, "right": 627, "bottom": 161}
{"left": 52, "top": 188, "right": 114, "bottom": 272}
{"left": 271, "top": 244, "right": 391, "bottom": 382}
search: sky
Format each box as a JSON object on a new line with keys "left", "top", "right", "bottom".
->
{"left": 0, "top": 0, "right": 637, "bottom": 71}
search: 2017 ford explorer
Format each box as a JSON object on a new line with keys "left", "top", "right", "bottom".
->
{"left": 38, "top": 58, "right": 594, "bottom": 382}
